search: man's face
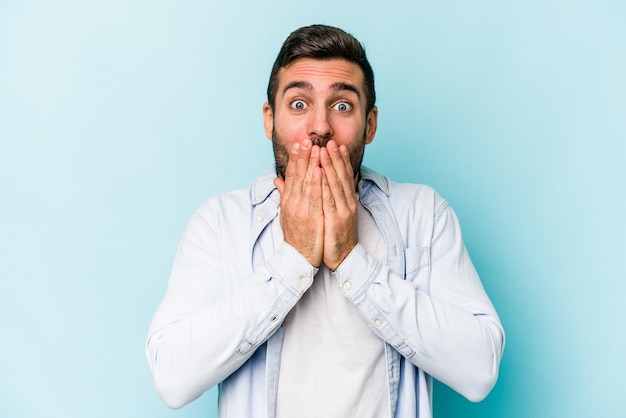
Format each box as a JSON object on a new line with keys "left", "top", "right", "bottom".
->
{"left": 263, "top": 58, "right": 378, "bottom": 178}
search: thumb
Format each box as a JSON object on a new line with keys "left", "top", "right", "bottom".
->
{"left": 273, "top": 177, "right": 285, "bottom": 194}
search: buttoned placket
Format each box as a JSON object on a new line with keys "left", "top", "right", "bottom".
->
{"left": 248, "top": 173, "right": 407, "bottom": 418}
{"left": 358, "top": 178, "right": 406, "bottom": 418}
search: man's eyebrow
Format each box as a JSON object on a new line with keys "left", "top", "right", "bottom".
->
{"left": 282, "top": 81, "right": 313, "bottom": 96}
{"left": 331, "top": 82, "right": 361, "bottom": 98}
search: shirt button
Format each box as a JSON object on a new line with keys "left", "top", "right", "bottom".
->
{"left": 374, "top": 318, "right": 383, "bottom": 327}
{"left": 342, "top": 281, "right": 351, "bottom": 291}
{"left": 256, "top": 215, "right": 264, "bottom": 222}
{"left": 300, "top": 276, "right": 309, "bottom": 286}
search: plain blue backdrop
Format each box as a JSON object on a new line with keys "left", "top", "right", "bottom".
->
{"left": 1, "top": 1, "right": 625, "bottom": 417}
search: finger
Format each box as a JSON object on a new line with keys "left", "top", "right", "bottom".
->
{"left": 300, "top": 145, "right": 321, "bottom": 216}
{"left": 308, "top": 144, "right": 321, "bottom": 178}
{"left": 273, "top": 176, "right": 285, "bottom": 195}
{"left": 281, "top": 142, "right": 300, "bottom": 199}
{"left": 320, "top": 145, "right": 350, "bottom": 212}
{"left": 329, "top": 141, "right": 358, "bottom": 206}
{"left": 290, "top": 139, "right": 313, "bottom": 198}
{"left": 320, "top": 167, "right": 337, "bottom": 216}
{"left": 309, "top": 165, "right": 323, "bottom": 216}
{"left": 327, "top": 140, "right": 355, "bottom": 190}
{"left": 338, "top": 143, "right": 354, "bottom": 180}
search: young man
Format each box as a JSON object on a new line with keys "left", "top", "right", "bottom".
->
{"left": 147, "top": 24, "right": 505, "bottom": 418}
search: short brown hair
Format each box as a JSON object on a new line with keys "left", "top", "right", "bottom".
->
{"left": 267, "top": 25, "right": 376, "bottom": 115}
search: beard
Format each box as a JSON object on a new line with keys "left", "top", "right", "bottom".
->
{"left": 272, "top": 128, "right": 367, "bottom": 180}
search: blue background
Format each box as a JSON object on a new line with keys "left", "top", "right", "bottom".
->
{"left": 1, "top": 1, "right": 625, "bottom": 417}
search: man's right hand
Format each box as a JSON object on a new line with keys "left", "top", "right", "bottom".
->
{"left": 273, "top": 139, "right": 325, "bottom": 268}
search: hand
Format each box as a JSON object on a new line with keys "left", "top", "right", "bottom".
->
{"left": 320, "top": 140, "right": 359, "bottom": 269}
{"left": 274, "top": 139, "right": 325, "bottom": 268}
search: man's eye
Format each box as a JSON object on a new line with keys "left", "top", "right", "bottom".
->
{"left": 290, "top": 100, "right": 307, "bottom": 110}
{"left": 333, "top": 102, "right": 352, "bottom": 112}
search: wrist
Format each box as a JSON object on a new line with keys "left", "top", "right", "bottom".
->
{"left": 328, "top": 243, "right": 357, "bottom": 273}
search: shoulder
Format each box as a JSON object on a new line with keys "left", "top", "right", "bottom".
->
{"left": 193, "top": 169, "right": 276, "bottom": 226}
{"left": 194, "top": 186, "right": 249, "bottom": 219}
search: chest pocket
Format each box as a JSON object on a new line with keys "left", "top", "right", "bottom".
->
{"left": 404, "top": 246, "right": 430, "bottom": 292}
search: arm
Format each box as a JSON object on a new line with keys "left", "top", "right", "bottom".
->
{"left": 318, "top": 141, "right": 503, "bottom": 400}
{"left": 334, "top": 200, "right": 505, "bottom": 402}
{"left": 146, "top": 211, "right": 316, "bottom": 409}
{"left": 147, "top": 139, "right": 324, "bottom": 409}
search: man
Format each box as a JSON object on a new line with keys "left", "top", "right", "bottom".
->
{"left": 146, "top": 24, "right": 504, "bottom": 418}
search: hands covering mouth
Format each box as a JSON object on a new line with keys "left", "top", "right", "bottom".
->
{"left": 273, "top": 138, "right": 359, "bottom": 270}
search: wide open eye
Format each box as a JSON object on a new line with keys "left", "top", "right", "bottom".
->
{"left": 290, "top": 100, "right": 307, "bottom": 110}
{"left": 332, "top": 101, "right": 352, "bottom": 112}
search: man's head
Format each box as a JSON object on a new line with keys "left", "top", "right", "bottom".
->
{"left": 267, "top": 25, "right": 376, "bottom": 115}
{"left": 264, "top": 25, "right": 378, "bottom": 178}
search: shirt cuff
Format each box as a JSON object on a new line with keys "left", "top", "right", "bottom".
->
{"left": 265, "top": 241, "right": 318, "bottom": 296}
{"left": 333, "top": 243, "right": 379, "bottom": 302}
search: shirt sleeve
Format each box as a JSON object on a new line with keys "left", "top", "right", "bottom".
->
{"left": 145, "top": 210, "right": 317, "bottom": 409}
{"left": 333, "top": 200, "right": 505, "bottom": 402}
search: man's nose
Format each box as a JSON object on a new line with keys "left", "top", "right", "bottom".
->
{"left": 308, "top": 107, "right": 333, "bottom": 140}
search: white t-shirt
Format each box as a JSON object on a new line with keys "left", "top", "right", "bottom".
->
{"left": 275, "top": 203, "right": 390, "bottom": 418}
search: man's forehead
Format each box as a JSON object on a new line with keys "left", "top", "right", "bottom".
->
{"left": 277, "top": 58, "right": 365, "bottom": 92}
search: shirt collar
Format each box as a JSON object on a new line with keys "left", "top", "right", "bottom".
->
{"left": 250, "top": 168, "right": 279, "bottom": 206}
{"left": 359, "top": 166, "right": 390, "bottom": 197}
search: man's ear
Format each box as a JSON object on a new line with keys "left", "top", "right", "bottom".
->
{"left": 263, "top": 102, "right": 273, "bottom": 140}
{"left": 365, "top": 106, "right": 378, "bottom": 144}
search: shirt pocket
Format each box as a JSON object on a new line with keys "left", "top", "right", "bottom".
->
{"left": 404, "top": 246, "right": 430, "bottom": 291}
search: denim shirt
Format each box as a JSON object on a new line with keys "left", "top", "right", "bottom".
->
{"left": 146, "top": 167, "right": 505, "bottom": 418}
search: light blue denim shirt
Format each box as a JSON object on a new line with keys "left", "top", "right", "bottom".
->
{"left": 147, "top": 167, "right": 505, "bottom": 418}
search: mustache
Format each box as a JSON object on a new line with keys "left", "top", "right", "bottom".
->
{"left": 310, "top": 137, "right": 331, "bottom": 148}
